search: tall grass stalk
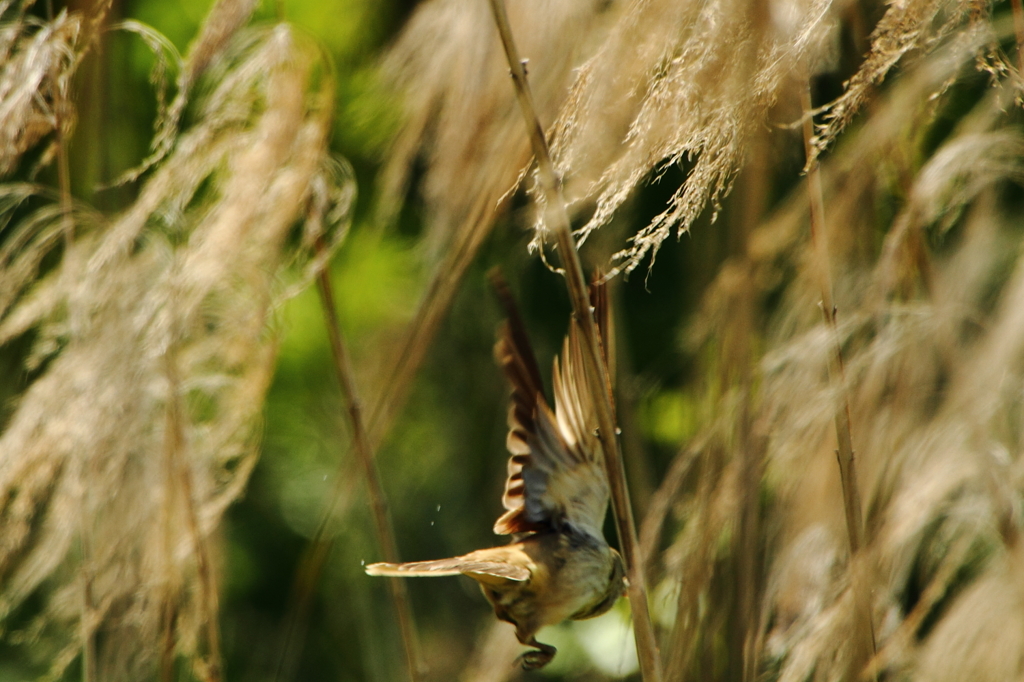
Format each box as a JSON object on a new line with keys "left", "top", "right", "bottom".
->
{"left": 47, "top": 8, "right": 95, "bottom": 674}
{"left": 731, "top": 133, "right": 770, "bottom": 682}
{"left": 1012, "top": 0, "right": 1024, "bottom": 73}
{"left": 800, "top": 81, "right": 877, "bottom": 680}
{"left": 315, "top": 257, "right": 422, "bottom": 682}
{"left": 366, "top": 196, "right": 498, "bottom": 452}
{"left": 279, "top": 173, "right": 496, "bottom": 682}
{"left": 487, "top": 1, "right": 663, "bottom": 679}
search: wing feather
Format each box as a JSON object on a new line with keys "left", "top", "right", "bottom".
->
{"left": 489, "top": 270, "right": 614, "bottom": 540}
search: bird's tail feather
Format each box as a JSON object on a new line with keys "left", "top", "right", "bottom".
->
{"left": 364, "top": 558, "right": 469, "bottom": 577}
{"left": 365, "top": 556, "right": 530, "bottom": 581}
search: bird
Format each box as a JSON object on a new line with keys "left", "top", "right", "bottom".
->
{"left": 365, "top": 271, "right": 626, "bottom": 670}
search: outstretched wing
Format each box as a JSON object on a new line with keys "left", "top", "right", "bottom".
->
{"left": 489, "top": 271, "right": 613, "bottom": 540}
{"left": 547, "top": 319, "right": 610, "bottom": 539}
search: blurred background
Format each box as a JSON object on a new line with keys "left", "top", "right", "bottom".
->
{"left": 2, "top": 0, "right": 1024, "bottom": 681}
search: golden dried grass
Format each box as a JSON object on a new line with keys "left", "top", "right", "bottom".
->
{"left": 0, "top": 3, "right": 346, "bottom": 677}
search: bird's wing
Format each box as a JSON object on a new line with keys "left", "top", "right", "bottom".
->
{"left": 547, "top": 316, "right": 610, "bottom": 539}
{"left": 490, "top": 272, "right": 613, "bottom": 540}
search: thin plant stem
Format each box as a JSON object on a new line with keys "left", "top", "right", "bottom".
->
{"left": 734, "top": 402, "right": 762, "bottom": 682}
{"left": 664, "top": 453, "right": 722, "bottom": 680}
{"left": 731, "top": 133, "right": 768, "bottom": 682}
{"left": 315, "top": 257, "right": 422, "bottom": 682}
{"left": 160, "top": 355, "right": 182, "bottom": 682}
{"left": 276, "top": 540, "right": 330, "bottom": 678}
{"left": 800, "top": 83, "right": 864, "bottom": 557}
{"left": 51, "top": 48, "right": 95, "bottom": 682}
{"left": 163, "top": 351, "right": 224, "bottom": 682}
{"left": 274, "top": 468, "right": 359, "bottom": 682}
{"left": 79, "top": 554, "right": 95, "bottom": 682}
{"left": 57, "top": 132, "right": 73, "bottom": 253}
{"left": 1012, "top": 0, "right": 1024, "bottom": 76}
{"left": 366, "top": 197, "right": 494, "bottom": 451}
{"left": 486, "top": 2, "right": 663, "bottom": 679}
{"left": 267, "top": 3, "right": 419, "bottom": 677}
{"left": 639, "top": 443, "right": 700, "bottom": 573}
{"left": 862, "top": 533, "right": 974, "bottom": 679}
{"left": 178, "top": 435, "right": 224, "bottom": 682}
{"left": 800, "top": 82, "right": 877, "bottom": 680}
{"left": 276, "top": 187, "right": 493, "bottom": 682}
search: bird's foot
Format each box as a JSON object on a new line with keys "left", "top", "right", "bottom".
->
{"left": 517, "top": 639, "right": 556, "bottom": 670}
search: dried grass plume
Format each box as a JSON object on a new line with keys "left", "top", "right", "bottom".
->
{"left": 0, "top": 4, "right": 347, "bottom": 677}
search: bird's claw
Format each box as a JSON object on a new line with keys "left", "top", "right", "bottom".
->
{"left": 517, "top": 642, "right": 556, "bottom": 670}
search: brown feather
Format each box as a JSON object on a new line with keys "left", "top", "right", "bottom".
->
{"left": 365, "top": 557, "right": 530, "bottom": 581}
{"left": 490, "top": 269, "right": 550, "bottom": 535}
{"left": 489, "top": 269, "right": 613, "bottom": 539}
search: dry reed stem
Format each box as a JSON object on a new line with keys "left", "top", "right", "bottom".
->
{"left": 179, "top": 428, "right": 224, "bottom": 682}
{"left": 731, "top": 322, "right": 762, "bottom": 682}
{"left": 258, "top": 6, "right": 408, "bottom": 671}
{"left": 1012, "top": 0, "right": 1024, "bottom": 74}
{"left": 663, "top": 450, "right": 731, "bottom": 680}
{"left": 366, "top": 195, "right": 496, "bottom": 451}
{"left": 45, "top": 6, "right": 95, "bottom": 673}
{"left": 275, "top": 532, "right": 333, "bottom": 682}
{"left": 315, "top": 257, "right": 422, "bottom": 682}
{"left": 800, "top": 81, "right": 876, "bottom": 680}
{"left": 730, "top": 127, "right": 769, "bottom": 682}
{"left": 487, "top": 1, "right": 662, "bottom": 679}
{"left": 161, "top": 350, "right": 224, "bottom": 682}
{"left": 161, "top": 355, "right": 185, "bottom": 682}
{"left": 639, "top": 443, "right": 701, "bottom": 574}
{"left": 277, "top": 193, "right": 494, "bottom": 681}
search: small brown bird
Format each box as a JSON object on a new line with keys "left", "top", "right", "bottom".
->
{"left": 365, "top": 273, "right": 626, "bottom": 669}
